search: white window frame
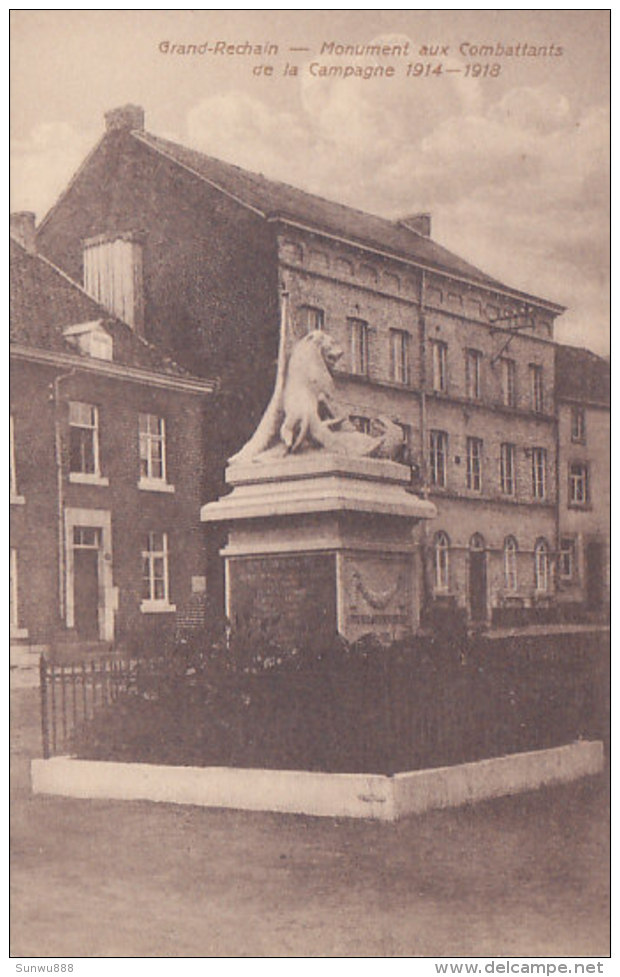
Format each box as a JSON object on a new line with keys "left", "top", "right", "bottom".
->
{"left": 68, "top": 401, "right": 109, "bottom": 486}
{"left": 530, "top": 364, "right": 544, "bottom": 413}
{"left": 10, "top": 548, "right": 28, "bottom": 639}
{"left": 434, "top": 532, "right": 450, "bottom": 591}
{"left": 531, "top": 447, "right": 547, "bottom": 499}
{"left": 10, "top": 416, "right": 25, "bottom": 505}
{"left": 431, "top": 340, "right": 447, "bottom": 392}
{"left": 138, "top": 413, "right": 175, "bottom": 493}
{"left": 500, "top": 357, "right": 516, "bottom": 408}
{"left": 141, "top": 531, "right": 176, "bottom": 613}
{"left": 465, "top": 348, "right": 482, "bottom": 399}
{"left": 500, "top": 442, "right": 516, "bottom": 495}
{"left": 503, "top": 537, "right": 518, "bottom": 592}
{"left": 429, "top": 430, "right": 448, "bottom": 488}
{"left": 569, "top": 462, "right": 589, "bottom": 506}
{"left": 300, "top": 305, "right": 324, "bottom": 332}
{"left": 349, "top": 318, "right": 369, "bottom": 376}
{"left": 64, "top": 507, "right": 116, "bottom": 641}
{"left": 571, "top": 406, "right": 586, "bottom": 443}
{"left": 559, "top": 538, "right": 575, "bottom": 579}
{"left": 534, "top": 539, "right": 549, "bottom": 592}
{"left": 466, "top": 437, "right": 483, "bottom": 492}
{"left": 390, "top": 329, "right": 409, "bottom": 385}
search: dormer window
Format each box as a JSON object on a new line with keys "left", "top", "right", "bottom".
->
{"left": 63, "top": 320, "right": 113, "bottom": 361}
{"left": 83, "top": 232, "right": 144, "bottom": 333}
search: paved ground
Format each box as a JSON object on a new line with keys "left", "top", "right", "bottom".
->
{"left": 11, "top": 687, "right": 610, "bottom": 958}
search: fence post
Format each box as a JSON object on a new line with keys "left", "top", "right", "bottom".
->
{"left": 39, "top": 655, "right": 49, "bottom": 759}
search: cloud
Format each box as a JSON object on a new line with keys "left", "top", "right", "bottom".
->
{"left": 11, "top": 63, "right": 608, "bottom": 353}
{"left": 11, "top": 122, "right": 100, "bottom": 221}
{"left": 183, "top": 79, "right": 608, "bottom": 351}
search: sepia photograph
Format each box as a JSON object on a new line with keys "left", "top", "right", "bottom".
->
{"left": 10, "top": 9, "right": 610, "bottom": 962}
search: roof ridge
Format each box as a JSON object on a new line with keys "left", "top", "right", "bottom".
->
{"left": 132, "top": 130, "right": 266, "bottom": 217}
{"left": 11, "top": 235, "right": 196, "bottom": 380}
{"left": 134, "top": 130, "right": 566, "bottom": 308}
{"left": 138, "top": 129, "right": 424, "bottom": 231}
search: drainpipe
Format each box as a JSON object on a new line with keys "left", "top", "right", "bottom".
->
{"left": 52, "top": 369, "right": 76, "bottom": 624}
{"left": 553, "top": 386, "right": 561, "bottom": 607}
{"left": 418, "top": 270, "right": 431, "bottom": 618}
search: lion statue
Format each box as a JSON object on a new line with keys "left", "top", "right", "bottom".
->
{"left": 229, "top": 329, "right": 405, "bottom": 464}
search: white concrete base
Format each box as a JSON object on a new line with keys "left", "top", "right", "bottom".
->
{"left": 31, "top": 741, "right": 604, "bottom": 821}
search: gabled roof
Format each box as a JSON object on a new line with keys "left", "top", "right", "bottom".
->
{"left": 10, "top": 235, "right": 205, "bottom": 382}
{"left": 133, "top": 130, "right": 563, "bottom": 310}
{"left": 555, "top": 344, "right": 610, "bottom": 406}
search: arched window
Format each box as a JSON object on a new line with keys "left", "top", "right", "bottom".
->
{"left": 504, "top": 536, "right": 518, "bottom": 591}
{"left": 470, "top": 533, "right": 485, "bottom": 551}
{"left": 534, "top": 539, "right": 549, "bottom": 592}
{"left": 434, "top": 532, "right": 450, "bottom": 591}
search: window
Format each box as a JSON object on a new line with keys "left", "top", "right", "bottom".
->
{"left": 10, "top": 415, "right": 24, "bottom": 503}
{"left": 300, "top": 305, "right": 324, "bottom": 332}
{"left": 63, "top": 321, "right": 113, "bottom": 361}
{"left": 571, "top": 407, "right": 586, "bottom": 443}
{"left": 534, "top": 539, "right": 549, "bottom": 592}
{"left": 429, "top": 430, "right": 448, "bottom": 487}
{"left": 569, "top": 463, "right": 589, "bottom": 505}
{"left": 390, "top": 329, "right": 410, "bottom": 384}
{"left": 531, "top": 447, "right": 547, "bottom": 499}
{"left": 465, "top": 349, "right": 482, "bottom": 399}
{"left": 503, "top": 537, "right": 518, "bottom": 592}
{"left": 431, "top": 341, "right": 447, "bottom": 392}
{"left": 69, "top": 402, "right": 100, "bottom": 476}
{"left": 139, "top": 414, "right": 167, "bottom": 482}
{"left": 349, "top": 415, "right": 371, "bottom": 434}
{"left": 466, "top": 437, "right": 483, "bottom": 492}
{"left": 394, "top": 422, "right": 411, "bottom": 465}
{"left": 83, "top": 234, "right": 144, "bottom": 333}
{"left": 349, "top": 318, "right": 369, "bottom": 376}
{"left": 434, "top": 532, "right": 450, "bottom": 591}
{"left": 500, "top": 442, "right": 516, "bottom": 495}
{"left": 73, "top": 526, "right": 101, "bottom": 548}
{"left": 10, "top": 547, "right": 27, "bottom": 637}
{"left": 10, "top": 416, "right": 16, "bottom": 495}
{"left": 500, "top": 358, "right": 516, "bottom": 408}
{"left": 141, "top": 532, "right": 174, "bottom": 610}
{"left": 10, "top": 548, "right": 18, "bottom": 629}
{"left": 529, "top": 364, "right": 544, "bottom": 413}
{"left": 559, "top": 538, "right": 575, "bottom": 579}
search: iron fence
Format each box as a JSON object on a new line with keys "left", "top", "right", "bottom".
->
{"left": 39, "top": 656, "right": 165, "bottom": 758}
{"left": 38, "top": 630, "right": 609, "bottom": 774}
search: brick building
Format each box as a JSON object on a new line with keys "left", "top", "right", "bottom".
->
{"left": 555, "top": 345, "right": 610, "bottom": 613}
{"left": 34, "top": 104, "right": 607, "bottom": 627}
{"left": 10, "top": 212, "right": 216, "bottom": 665}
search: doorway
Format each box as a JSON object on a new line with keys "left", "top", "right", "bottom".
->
{"left": 72, "top": 526, "right": 102, "bottom": 638}
{"left": 469, "top": 534, "right": 487, "bottom": 622}
{"left": 585, "top": 541, "right": 605, "bottom": 609}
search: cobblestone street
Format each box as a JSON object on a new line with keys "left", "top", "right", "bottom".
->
{"left": 10, "top": 687, "right": 610, "bottom": 958}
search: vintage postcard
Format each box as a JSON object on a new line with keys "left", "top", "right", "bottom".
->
{"left": 10, "top": 9, "right": 610, "bottom": 965}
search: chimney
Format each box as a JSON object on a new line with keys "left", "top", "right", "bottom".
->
{"left": 398, "top": 213, "right": 432, "bottom": 237}
{"left": 105, "top": 104, "right": 145, "bottom": 132}
{"left": 10, "top": 211, "right": 36, "bottom": 252}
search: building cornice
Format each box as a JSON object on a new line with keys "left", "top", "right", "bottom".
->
{"left": 10, "top": 343, "right": 218, "bottom": 395}
{"left": 556, "top": 395, "right": 610, "bottom": 411}
{"left": 280, "top": 259, "right": 559, "bottom": 348}
{"left": 270, "top": 216, "right": 566, "bottom": 316}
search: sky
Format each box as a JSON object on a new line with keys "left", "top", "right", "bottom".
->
{"left": 10, "top": 10, "right": 610, "bottom": 353}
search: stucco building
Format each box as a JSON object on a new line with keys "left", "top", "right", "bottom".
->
{"left": 555, "top": 345, "right": 610, "bottom": 614}
{"left": 10, "top": 212, "right": 216, "bottom": 666}
{"left": 33, "top": 104, "right": 607, "bottom": 628}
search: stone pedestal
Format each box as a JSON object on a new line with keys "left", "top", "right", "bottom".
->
{"left": 201, "top": 455, "right": 436, "bottom": 644}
